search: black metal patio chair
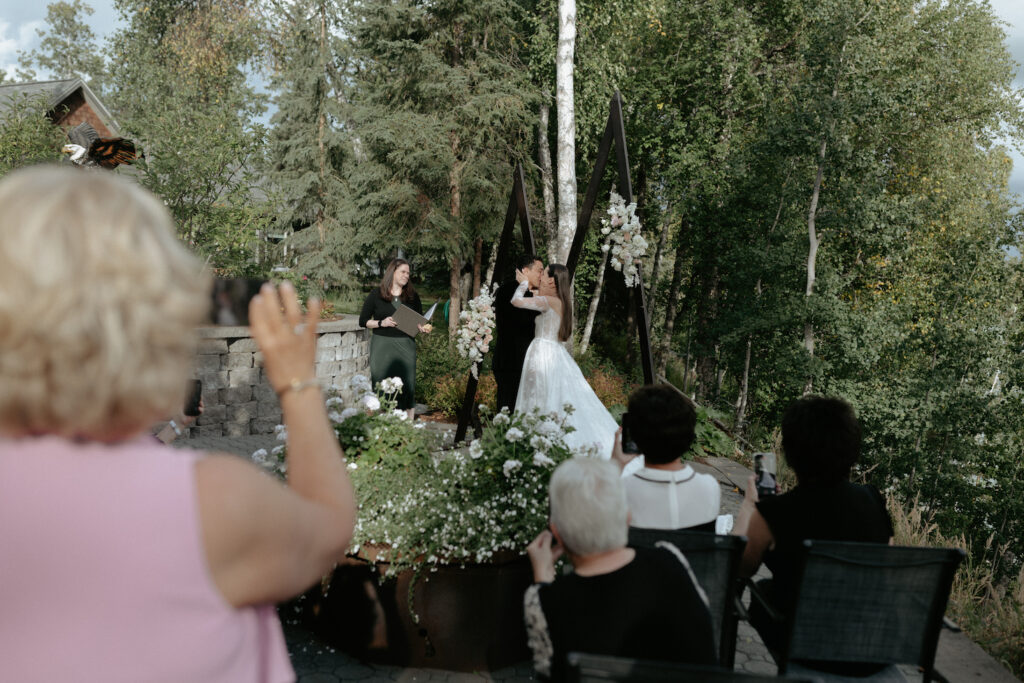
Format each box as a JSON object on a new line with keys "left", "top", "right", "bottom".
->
{"left": 750, "top": 540, "right": 964, "bottom": 682}
{"left": 565, "top": 652, "right": 822, "bottom": 682}
{"left": 627, "top": 527, "right": 748, "bottom": 669}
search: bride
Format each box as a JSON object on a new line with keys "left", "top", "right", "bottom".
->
{"left": 511, "top": 263, "right": 618, "bottom": 458}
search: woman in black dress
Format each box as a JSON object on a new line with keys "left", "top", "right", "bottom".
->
{"left": 358, "top": 259, "right": 431, "bottom": 418}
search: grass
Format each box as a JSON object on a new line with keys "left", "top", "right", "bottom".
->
{"left": 889, "top": 494, "right": 1024, "bottom": 678}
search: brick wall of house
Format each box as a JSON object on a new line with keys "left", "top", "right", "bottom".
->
{"left": 190, "top": 319, "right": 371, "bottom": 437}
{"left": 51, "top": 90, "right": 115, "bottom": 137}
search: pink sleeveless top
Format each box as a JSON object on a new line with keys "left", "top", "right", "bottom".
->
{"left": 0, "top": 436, "right": 294, "bottom": 682}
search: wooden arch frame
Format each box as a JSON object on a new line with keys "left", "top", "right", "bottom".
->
{"left": 568, "top": 91, "right": 654, "bottom": 384}
{"left": 454, "top": 91, "right": 655, "bottom": 443}
{"left": 454, "top": 162, "right": 536, "bottom": 443}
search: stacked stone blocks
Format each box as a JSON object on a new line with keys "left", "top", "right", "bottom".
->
{"left": 191, "top": 320, "right": 370, "bottom": 437}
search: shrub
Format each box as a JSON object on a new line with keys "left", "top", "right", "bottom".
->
{"left": 587, "top": 365, "right": 632, "bottom": 415}
{"left": 415, "top": 323, "right": 472, "bottom": 404}
{"left": 426, "top": 372, "right": 497, "bottom": 419}
{"left": 889, "top": 495, "right": 1024, "bottom": 679}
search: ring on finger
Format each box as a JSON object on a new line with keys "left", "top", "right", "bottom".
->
{"left": 293, "top": 324, "right": 305, "bottom": 335}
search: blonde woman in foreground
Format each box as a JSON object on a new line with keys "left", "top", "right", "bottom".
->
{"left": 0, "top": 166, "right": 355, "bottom": 682}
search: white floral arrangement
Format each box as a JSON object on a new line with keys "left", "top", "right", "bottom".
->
{"left": 455, "top": 285, "right": 497, "bottom": 378}
{"left": 251, "top": 374, "right": 430, "bottom": 473}
{"left": 353, "top": 404, "right": 591, "bottom": 576}
{"left": 601, "top": 190, "right": 648, "bottom": 287}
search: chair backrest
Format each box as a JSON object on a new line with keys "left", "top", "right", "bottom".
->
{"left": 565, "top": 652, "right": 822, "bottom": 682}
{"left": 627, "top": 527, "right": 747, "bottom": 656}
{"left": 781, "top": 540, "right": 965, "bottom": 675}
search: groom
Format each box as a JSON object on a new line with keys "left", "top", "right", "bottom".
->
{"left": 494, "top": 254, "right": 544, "bottom": 411}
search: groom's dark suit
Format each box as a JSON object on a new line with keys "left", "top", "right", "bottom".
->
{"left": 493, "top": 278, "right": 540, "bottom": 411}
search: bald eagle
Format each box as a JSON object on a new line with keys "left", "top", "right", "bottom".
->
{"left": 62, "top": 122, "right": 137, "bottom": 169}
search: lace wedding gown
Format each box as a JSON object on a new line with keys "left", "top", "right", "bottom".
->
{"left": 512, "top": 281, "right": 618, "bottom": 458}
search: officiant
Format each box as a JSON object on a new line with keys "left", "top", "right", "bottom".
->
{"left": 359, "top": 258, "right": 432, "bottom": 419}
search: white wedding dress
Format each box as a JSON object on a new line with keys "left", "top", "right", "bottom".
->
{"left": 512, "top": 281, "right": 618, "bottom": 459}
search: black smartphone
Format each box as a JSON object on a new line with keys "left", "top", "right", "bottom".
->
{"left": 620, "top": 412, "right": 641, "bottom": 454}
{"left": 184, "top": 379, "right": 203, "bottom": 417}
{"left": 209, "top": 278, "right": 265, "bottom": 326}
{"left": 754, "top": 453, "right": 778, "bottom": 497}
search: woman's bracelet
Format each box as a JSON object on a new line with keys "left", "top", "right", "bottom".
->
{"left": 277, "top": 377, "right": 319, "bottom": 397}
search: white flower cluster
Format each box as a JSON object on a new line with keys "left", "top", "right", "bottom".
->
{"left": 251, "top": 447, "right": 287, "bottom": 477}
{"left": 455, "top": 285, "right": 497, "bottom": 378}
{"left": 378, "top": 376, "right": 404, "bottom": 396}
{"left": 601, "top": 190, "right": 648, "bottom": 287}
{"left": 350, "top": 405, "right": 593, "bottom": 577}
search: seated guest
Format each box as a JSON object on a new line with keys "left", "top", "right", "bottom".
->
{"left": 734, "top": 395, "right": 893, "bottom": 663}
{"left": 524, "top": 457, "right": 717, "bottom": 681}
{"left": 618, "top": 385, "right": 721, "bottom": 531}
{"left": 0, "top": 166, "right": 356, "bottom": 682}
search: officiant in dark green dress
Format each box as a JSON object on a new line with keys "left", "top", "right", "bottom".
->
{"left": 358, "top": 258, "right": 431, "bottom": 418}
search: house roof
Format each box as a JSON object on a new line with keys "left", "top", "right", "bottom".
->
{"left": 0, "top": 78, "right": 120, "bottom": 134}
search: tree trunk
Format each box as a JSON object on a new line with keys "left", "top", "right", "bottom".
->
{"left": 803, "top": 137, "right": 826, "bottom": 392}
{"left": 647, "top": 209, "right": 672, "bottom": 307}
{"left": 715, "top": 351, "right": 725, "bottom": 404}
{"left": 484, "top": 239, "right": 499, "bottom": 287}
{"left": 448, "top": 257, "right": 461, "bottom": 335}
{"left": 471, "top": 236, "right": 482, "bottom": 297}
{"left": 693, "top": 252, "right": 720, "bottom": 402}
{"left": 538, "top": 101, "right": 557, "bottom": 257}
{"left": 448, "top": 131, "right": 463, "bottom": 334}
{"left": 554, "top": 0, "right": 577, "bottom": 264}
{"left": 655, "top": 227, "right": 687, "bottom": 378}
{"left": 315, "top": 2, "right": 328, "bottom": 246}
{"left": 579, "top": 236, "right": 611, "bottom": 354}
{"left": 735, "top": 338, "right": 753, "bottom": 431}
{"left": 736, "top": 179, "right": 789, "bottom": 432}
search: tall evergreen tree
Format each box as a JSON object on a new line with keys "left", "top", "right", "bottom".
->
{"left": 265, "top": 0, "right": 351, "bottom": 286}
{"left": 342, "top": 0, "right": 539, "bottom": 331}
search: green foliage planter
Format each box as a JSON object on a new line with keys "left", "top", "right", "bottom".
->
{"left": 260, "top": 381, "right": 592, "bottom": 669}
{"left": 302, "top": 551, "right": 533, "bottom": 670}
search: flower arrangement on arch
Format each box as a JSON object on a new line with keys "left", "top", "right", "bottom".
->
{"left": 601, "top": 190, "right": 648, "bottom": 287}
{"left": 455, "top": 285, "right": 497, "bottom": 378}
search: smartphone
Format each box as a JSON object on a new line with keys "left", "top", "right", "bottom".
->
{"left": 620, "top": 412, "right": 641, "bottom": 455}
{"left": 184, "top": 379, "right": 203, "bottom": 417}
{"left": 209, "top": 278, "right": 265, "bottom": 326}
{"left": 754, "top": 452, "right": 778, "bottom": 497}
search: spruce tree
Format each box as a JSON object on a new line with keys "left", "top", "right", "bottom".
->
{"left": 342, "top": 0, "right": 538, "bottom": 330}
{"left": 266, "top": 0, "right": 351, "bottom": 287}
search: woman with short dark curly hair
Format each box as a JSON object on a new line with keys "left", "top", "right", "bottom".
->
{"left": 734, "top": 395, "right": 893, "bottom": 668}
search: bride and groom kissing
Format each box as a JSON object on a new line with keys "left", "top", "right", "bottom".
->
{"left": 492, "top": 254, "right": 619, "bottom": 459}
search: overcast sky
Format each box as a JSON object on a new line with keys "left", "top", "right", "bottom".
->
{"left": 2, "top": 0, "right": 1023, "bottom": 193}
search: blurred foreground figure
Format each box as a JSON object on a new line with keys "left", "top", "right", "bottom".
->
{"left": 0, "top": 166, "right": 355, "bottom": 682}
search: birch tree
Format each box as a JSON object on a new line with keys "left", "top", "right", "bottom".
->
{"left": 553, "top": 0, "right": 577, "bottom": 263}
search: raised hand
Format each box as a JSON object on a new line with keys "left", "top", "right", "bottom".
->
{"left": 526, "top": 529, "right": 563, "bottom": 583}
{"left": 249, "top": 281, "right": 320, "bottom": 395}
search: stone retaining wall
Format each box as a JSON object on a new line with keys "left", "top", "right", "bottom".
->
{"left": 190, "top": 318, "right": 370, "bottom": 437}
